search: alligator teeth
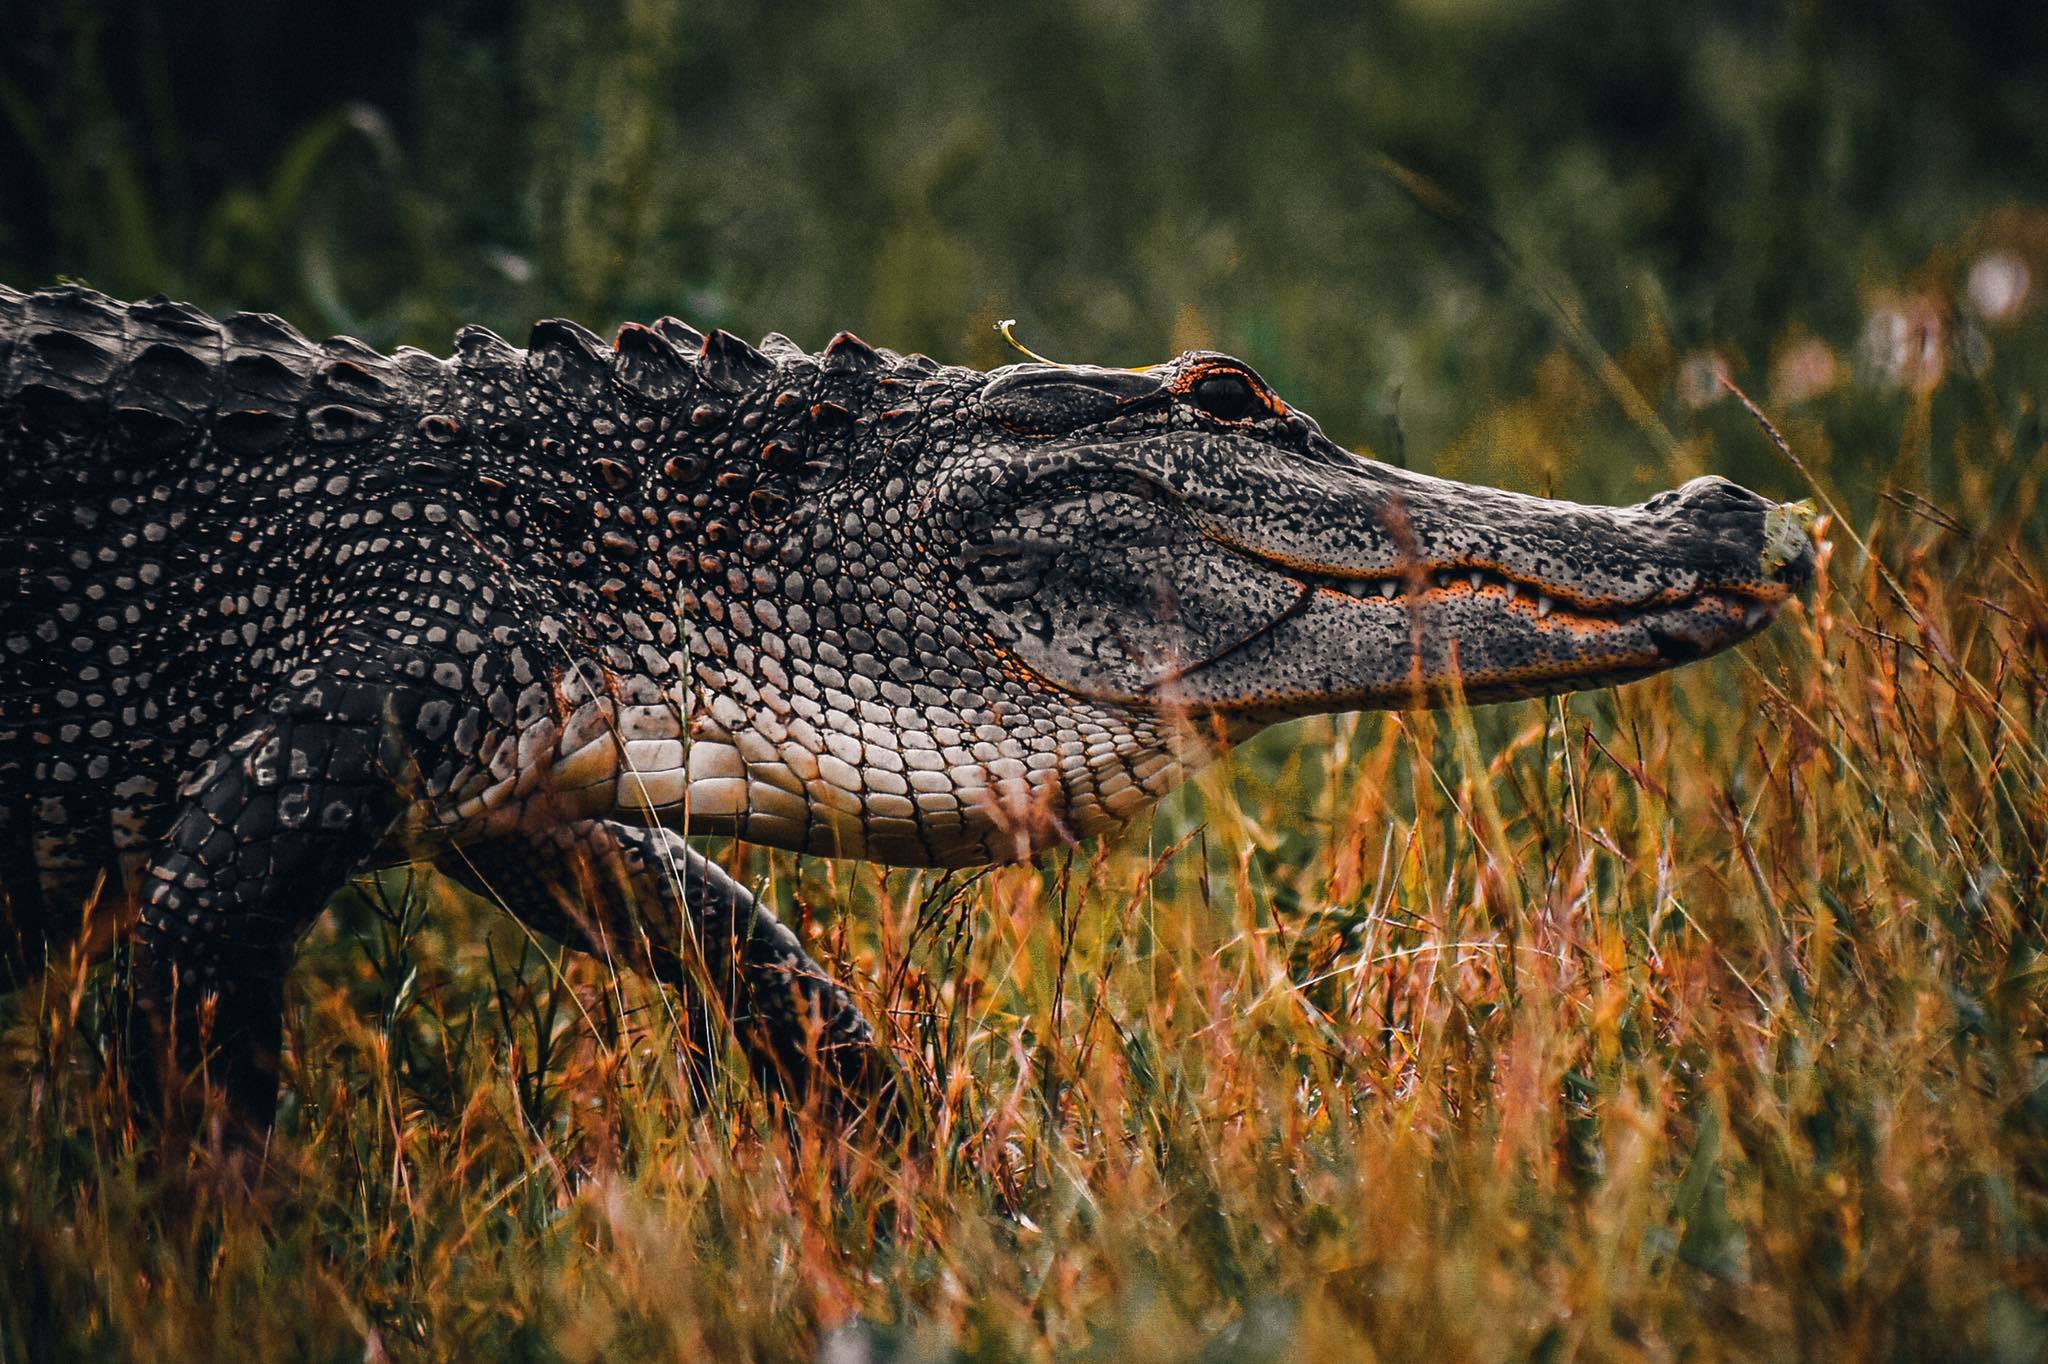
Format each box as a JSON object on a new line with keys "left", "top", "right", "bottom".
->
{"left": 1435, "top": 571, "right": 1453, "bottom": 588}
{"left": 1348, "top": 580, "right": 1374, "bottom": 597}
{"left": 1502, "top": 582, "right": 1518, "bottom": 601}
{"left": 1744, "top": 605, "right": 1768, "bottom": 628}
{"left": 1536, "top": 595, "right": 1555, "bottom": 618}
{"left": 1469, "top": 571, "right": 1484, "bottom": 590}
{"left": 1379, "top": 580, "right": 1399, "bottom": 599}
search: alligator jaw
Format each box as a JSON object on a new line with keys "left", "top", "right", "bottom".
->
{"left": 1154, "top": 471, "right": 1818, "bottom": 713}
{"left": 1148, "top": 576, "right": 1784, "bottom": 711}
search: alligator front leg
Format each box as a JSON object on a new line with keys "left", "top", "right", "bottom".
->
{"left": 126, "top": 674, "right": 416, "bottom": 1137}
{"left": 437, "top": 821, "right": 903, "bottom": 1135}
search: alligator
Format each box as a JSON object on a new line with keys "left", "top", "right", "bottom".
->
{"left": 0, "top": 284, "right": 1816, "bottom": 1137}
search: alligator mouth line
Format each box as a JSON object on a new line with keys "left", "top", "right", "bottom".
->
{"left": 1286, "top": 563, "right": 1786, "bottom": 631}
{"left": 1195, "top": 517, "right": 1797, "bottom": 624}
{"left": 1143, "top": 562, "right": 1783, "bottom": 704}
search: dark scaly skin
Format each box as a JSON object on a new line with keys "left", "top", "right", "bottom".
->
{"left": 0, "top": 284, "right": 1815, "bottom": 1135}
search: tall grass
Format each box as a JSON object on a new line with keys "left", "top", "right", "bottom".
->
{"left": 1, "top": 384, "right": 2042, "bottom": 1360}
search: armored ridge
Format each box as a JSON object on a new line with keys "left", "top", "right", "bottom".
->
{"left": 0, "top": 283, "right": 1815, "bottom": 1134}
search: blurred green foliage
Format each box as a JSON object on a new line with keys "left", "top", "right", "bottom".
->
{"left": 5, "top": 0, "right": 2045, "bottom": 510}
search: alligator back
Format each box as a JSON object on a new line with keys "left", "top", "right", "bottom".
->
{"left": 0, "top": 285, "right": 436, "bottom": 971}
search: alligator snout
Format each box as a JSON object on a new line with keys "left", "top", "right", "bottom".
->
{"left": 1652, "top": 475, "right": 1818, "bottom": 590}
{"left": 1130, "top": 450, "right": 1823, "bottom": 713}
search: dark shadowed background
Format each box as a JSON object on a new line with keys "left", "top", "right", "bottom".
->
{"left": 5, "top": 0, "right": 2045, "bottom": 517}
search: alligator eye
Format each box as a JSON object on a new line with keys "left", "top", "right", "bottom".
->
{"left": 1191, "top": 371, "right": 1260, "bottom": 422}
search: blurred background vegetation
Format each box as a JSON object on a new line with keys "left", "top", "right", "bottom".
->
{"left": 5, "top": 0, "right": 2045, "bottom": 512}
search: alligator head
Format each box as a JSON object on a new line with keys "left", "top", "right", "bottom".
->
{"left": 657, "top": 342, "right": 1815, "bottom": 866}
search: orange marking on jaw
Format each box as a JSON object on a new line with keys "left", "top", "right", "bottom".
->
{"left": 1241, "top": 538, "right": 1791, "bottom": 614}
{"left": 1314, "top": 577, "right": 1756, "bottom": 637}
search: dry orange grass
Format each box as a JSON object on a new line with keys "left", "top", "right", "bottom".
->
{"left": 2, "top": 423, "right": 2045, "bottom": 1362}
